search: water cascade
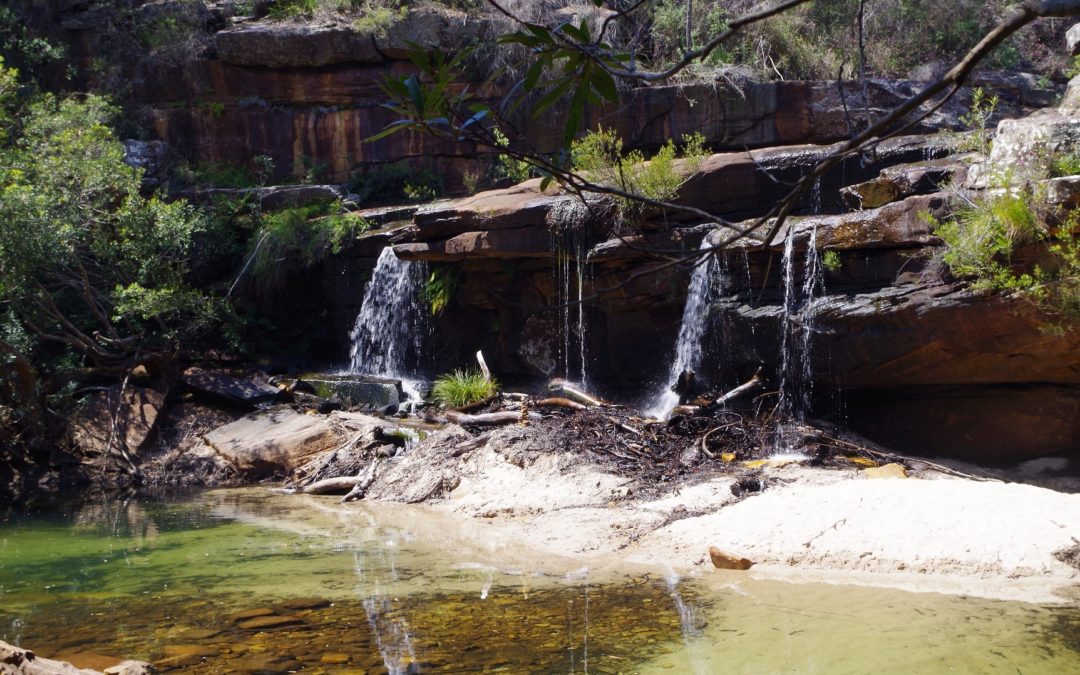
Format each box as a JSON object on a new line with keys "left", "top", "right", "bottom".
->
{"left": 551, "top": 229, "right": 592, "bottom": 388}
{"left": 648, "top": 241, "right": 724, "bottom": 419}
{"left": 776, "top": 219, "right": 825, "bottom": 444}
{"left": 348, "top": 247, "right": 429, "bottom": 400}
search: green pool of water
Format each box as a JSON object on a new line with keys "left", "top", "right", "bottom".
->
{"left": 0, "top": 489, "right": 1077, "bottom": 674}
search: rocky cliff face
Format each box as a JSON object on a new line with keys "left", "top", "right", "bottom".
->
{"left": 25, "top": 2, "right": 1079, "bottom": 460}
{"left": 33, "top": 2, "right": 1058, "bottom": 189}
{"left": 385, "top": 87, "right": 1080, "bottom": 462}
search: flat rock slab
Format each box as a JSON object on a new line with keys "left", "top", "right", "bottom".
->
{"left": 1, "top": 640, "right": 150, "bottom": 675}
{"left": 279, "top": 598, "right": 332, "bottom": 611}
{"left": 70, "top": 386, "right": 166, "bottom": 458}
{"left": 201, "top": 408, "right": 384, "bottom": 478}
{"left": 181, "top": 367, "right": 281, "bottom": 408}
{"left": 235, "top": 615, "right": 303, "bottom": 631}
{"left": 228, "top": 608, "right": 275, "bottom": 623}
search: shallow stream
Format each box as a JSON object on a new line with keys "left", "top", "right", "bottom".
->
{"left": 0, "top": 490, "right": 1077, "bottom": 674}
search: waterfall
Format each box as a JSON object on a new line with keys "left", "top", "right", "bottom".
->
{"left": 550, "top": 229, "right": 590, "bottom": 387}
{"left": 348, "top": 247, "right": 428, "bottom": 399}
{"left": 776, "top": 219, "right": 824, "bottom": 442}
{"left": 648, "top": 241, "right": 723, "bottom": 419}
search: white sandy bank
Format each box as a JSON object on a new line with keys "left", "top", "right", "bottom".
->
{"left": 393, "top": 437, "right": 1080, "bottom": 603}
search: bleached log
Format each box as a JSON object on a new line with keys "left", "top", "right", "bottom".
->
{"left": 535, "top": 397, "right": 587, "bottom": 410}
{"left": 341, "top": 460, "right": 380, "bottom": 503}
{"left": 445, "top": 410, "right": 542, "bottom": 426}
{"left": 298, "top": 475, "right": 366, "bottom": 495}
{"left": 706, "top": 368, "right": 766, "bottom": 410}
{"left": 547, "top": 380, "right": 603, "bottom": 407}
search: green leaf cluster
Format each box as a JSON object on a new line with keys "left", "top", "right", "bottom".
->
{"left": 571, "top": 127, "right": 707, "bottom": 222}
{"left": 422, "top": 264, "right": 460, "bottom": 316}
{"left": 500, "top": 13, "right": 625, "bottom": 148}
{"left": 250, "top": 203, "right": 371, "bottom": 291}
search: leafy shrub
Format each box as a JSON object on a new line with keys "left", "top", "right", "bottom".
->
{"left": 431, "top": 368, "right": 498, "bottom": 407}
{"left": 822, "top": 250, "right": 841, "bottom": 273}
{"left": 649, "top": 1, "right": 731, "bottom": 66}
{"left": 952, "top": 87, "right": 999, "bottom": 155}
{"left": 932, "top": 192, "right": 1041, "bottom": 291}
{"left": 1049, "top": 152, "right": 1080, "bottom": 178}
{"left": 250, "top": 203, "right": 371, "bottom": 290}
{"left": 175, "top": 157, "right": 273, "bottom": 190}
{"left": 492, "top": 127, "right": 533, "bottom": 184}
{"left": 571, "top": 128, "right": 707, "bottom": 223}
{"left": 422, "top": 264, "right": 460, "bottom": 315}
{"left": 350, "top": 161, "right": 444, "bottom": 204}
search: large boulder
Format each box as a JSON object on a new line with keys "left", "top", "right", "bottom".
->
{"left": 1068, "top": 22, "right": 1080, "bottom": 56}
{"left": 70, "top": 387, "right": 167, "bottom": 459}
{"left": 214, "top": 9, "right": 490, "bottom": 68}
{"left": 197, "top": 408, "right": 384, "bottom": 478}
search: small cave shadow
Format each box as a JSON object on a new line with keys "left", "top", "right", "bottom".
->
{"left": 910, "top": 455, "right": 1080, "bottom": 494}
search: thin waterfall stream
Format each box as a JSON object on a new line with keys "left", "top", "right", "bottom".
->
{"left": 551, "top": 228, "right": 591, "bottom": 388}
{"left": 648, "top": 242, "right": 724, "bottom": 419}
{"left": 775, "top": 219, "right": 825, "bottom": 451}
{"left": 348, "top": 247, "right": 428, "bottom": 402}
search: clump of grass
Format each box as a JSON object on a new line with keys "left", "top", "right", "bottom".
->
{"left": 1049, "top": 152, "right": 1080, "bottom": 178}
{"left": 431, "top": 369, "right": 498, "bottom": 407}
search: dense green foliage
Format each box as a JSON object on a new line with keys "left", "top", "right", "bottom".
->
{"left": 933, "top": 184, "right": 1080, "bottom": 327}
{"left": 0, "top": 62, "right": 221, "bottom": 364}
{"left": 250, "top": 204, "right": 371, "bottom": 292}
{"left": 0, "top": 57, "right": 240, "bottom": 460}
{"left": 422, "top": 265, "right": 460, "bottom": 316}
{"left": 934, "top": 193, "right": 1041, "bottom": 290}
{"left": 431, "top": 368, "right": 498, "bottom": 407}
{"left": 571, "top": 128, "right": 707, "bottom": 222}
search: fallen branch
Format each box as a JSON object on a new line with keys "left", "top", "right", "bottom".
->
{"left": 453, "top": 395, "right": 496, "bottom": 413}
{"left": 822, "top": 434, "right": 1001, "bottom": 482}
{"left": 476, "top": 349, "right": 492, "bottom": 381}
{"left": 297, "top": 475, "right": 367, "bottom": 495}
{"left": 604, "top": 414, "right": 642, "bottom": 436}
{"left": 548, "top": 380, "right": 604, "bottom": 407}
{"left": 341, "top": 460, "right": 380, "bottom": 502}
{"left": 535, "top": 397, "right": 587, "bottom": 410}
{"left": 451, "top": 431, "right": 493, "bottom": 457}
{"left": 446, "top": 410, "right": 542, "bottom": 426}
{"left": 705, "top": 368, "right": 766, "bottom": 411}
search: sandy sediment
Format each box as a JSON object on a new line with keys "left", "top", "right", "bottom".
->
{"left": 360, "top": 425, "right": 1080, "bottom": 603}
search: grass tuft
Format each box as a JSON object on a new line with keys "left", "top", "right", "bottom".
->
{"left": 431, "top": 369, "right": 498, "bottom": 407}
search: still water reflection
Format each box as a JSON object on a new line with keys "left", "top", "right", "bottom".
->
{"left": 0, "top": 489, "right": 1076, "bottom": 674}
